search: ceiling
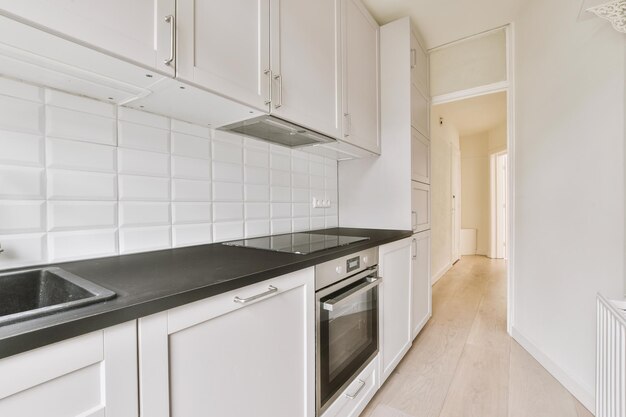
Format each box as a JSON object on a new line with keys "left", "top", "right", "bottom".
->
{"left": 432, "top": 91, "right": 507, "bottom": 136}
{"left": 362, "top": 0, "right": 524, "bottom": 49}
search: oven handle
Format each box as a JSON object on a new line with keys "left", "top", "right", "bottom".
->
{"left": 322, "top": 276, "right": 381, "bottom": 312}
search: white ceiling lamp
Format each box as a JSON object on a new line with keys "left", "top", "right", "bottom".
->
{"left": 586, "top": 0, "right": 626, "bottom": 33}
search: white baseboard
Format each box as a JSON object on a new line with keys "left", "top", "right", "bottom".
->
{"left": 511, "top": 327, "right": 595, "bottom": 414}
{"left": 431, "top": 262, "right": 453, "bottom": 285}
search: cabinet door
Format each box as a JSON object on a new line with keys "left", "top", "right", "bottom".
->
{"left": 379, "top": 238, "right": 412, "bottom": 384}
{"left": 411, "top": 181, "right": 431, "bottom": 233}
{"left": 270, "top": 0, "right": 342, "bottom": 138}
{"left": 410, "top": 32, "right": 428, "bottom": 96}
{"left": 341, "top": 0, "right": 380, "bottom": 154}
{"left": 177, "top": 0, "right": 271, "bottom": 111}
{"left": 411, "top": 231, "right": 431, "bottom": 340}
{"left": 0, "top": 321, "right": 138, "bottom": 417}
{"left": 411, "top": 85, "right": 430, "bottom": 136}
{"left": 411, "top": 128, "right": 430, "bottom": 184}
{"left": 0, "top": 0, "right": 175, "bottom": 76}
{"left": 139, "top": 268, "right": 315, "bottom": 417}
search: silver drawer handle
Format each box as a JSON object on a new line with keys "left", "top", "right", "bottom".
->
{"left": 234, "top": 285, "right": 278, "bottom": 304}
{"left": 345, "top": 379, "right": 366, "bottom": 400}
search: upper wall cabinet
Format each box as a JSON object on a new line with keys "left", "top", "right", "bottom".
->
{"left": 176, "top": 0, "right": 270, "bottom": 111}
{"left": 0, "top": 0, "right": 176, "bottom": 77}
{"left": 177, "top": 0, "right": 342, "bottom": 138}
{"left": 269, "top": 0, "right": 342, "bottom": 139}
{"left": 341, "top": 0, "right": 380, "bottom": 155}
{"left": 410, "top": 32, "right": 428, "bottom": 96}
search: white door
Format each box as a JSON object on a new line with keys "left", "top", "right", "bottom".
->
{"left": 410, "top": 32, "right": 428, "bottom": 97}
{"left": 341, "top": 0, "right": 380, "bottom": 154}
{"left": 451, "top": 146, "right": 461, "bottom": 262}
{"left": 176, "top": 0, "right": 270, "bottom": 111}
{"left": 411, "top": 231, "right": 431, "bottom": 340}
{"left": 139, "top": 268, "right": 315, "bottom": 417}
{"left": 0, "top": 0, "right": 176, "bottom": 76}
{"left": 379, "top": 238, "right": 412, "bottom": 384}
{"left": 270, "top": 0, "right": 342, "bottom": 138}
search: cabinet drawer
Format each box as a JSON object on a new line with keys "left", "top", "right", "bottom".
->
{"left": 411, "top": 128, "right": 430, "bottom": 184}
{"left": 321, "top": 355, "right": 379, "bottom": 417}
{"left": 411, "top": 181, "right": 430, "bottom": 233}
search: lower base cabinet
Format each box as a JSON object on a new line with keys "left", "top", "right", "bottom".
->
{"left": 321, "top": 356, "right": 379, "bottom": 417}
{"left": 411, "top": 230, "right": 432, "bottom": 339}
{"left": 0, "top": 321, "right": 138, "bottom": 417}
{"left": 379, "top": 238, "right": 413, "bottom": 385}
{"left": 138, "top": 267, "right": 315, "bottom": 417}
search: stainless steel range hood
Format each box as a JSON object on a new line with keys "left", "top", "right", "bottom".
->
{"left": 218, "top": 115, "right": 336, "bottom": 148}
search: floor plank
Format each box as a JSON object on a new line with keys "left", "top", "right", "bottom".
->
{"left": 359, "top": 256, "right": 592, "bottom": 417}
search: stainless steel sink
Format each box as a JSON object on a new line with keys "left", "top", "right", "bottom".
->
{"left": 0, "top": 267, "right": 115, "bottom": 326}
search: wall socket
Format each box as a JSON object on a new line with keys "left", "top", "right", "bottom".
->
{"left": 312, "top": 197, "right": 331, "bottom": 209}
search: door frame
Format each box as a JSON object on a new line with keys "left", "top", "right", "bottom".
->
{"left": 429, "top": 23, "right": 516, "bottom": 334}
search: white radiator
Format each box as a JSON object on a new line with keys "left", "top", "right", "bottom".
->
{"left": 597, "top": 293, "right": 626, "bottom": 417}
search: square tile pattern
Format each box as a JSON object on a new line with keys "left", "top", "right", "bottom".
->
{"left": 0, "top": 78, "right": 338, "bottom": 269}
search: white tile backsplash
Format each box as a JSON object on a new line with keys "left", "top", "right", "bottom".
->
{"left": 0, "top": 131, "right": 44, "bottom": 167}
{"left": 0, "top": 78, "right": 338, "bottom": 269}
{"left": 0, "top": 166, "right": 45, "bottom": 199}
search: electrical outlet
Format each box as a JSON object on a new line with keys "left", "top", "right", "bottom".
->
{"left": 312, "top": 197, "right": 331, "bottom": 209}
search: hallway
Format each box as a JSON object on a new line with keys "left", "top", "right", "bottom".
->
{"left": 361, "top": 256, "right": 592, "bottom": 417}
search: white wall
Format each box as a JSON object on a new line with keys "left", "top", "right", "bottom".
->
{"left": 430, "top": 28, "right": 507, "bottom": 97}
{"left": 430, "top": 113, "right": 459, "bottom": 280}
{"left": 0, "top": 77, "right": 338, "bottom": 270}
{"left": 460, "top": 132, "right": 490, "bottom": 255}
{"left": 513, "top": 0, "right": 625, "bottom": 409}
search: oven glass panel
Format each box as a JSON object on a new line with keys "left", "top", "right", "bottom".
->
{"left": 319, "top": 278, "right": 378, "bottom": 408}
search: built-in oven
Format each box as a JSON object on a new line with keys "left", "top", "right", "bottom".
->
{"left": 315, "top": 247, "right": 380, "bottom": 416}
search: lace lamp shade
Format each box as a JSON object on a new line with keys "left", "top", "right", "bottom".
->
{"left": 587, "top": 0, "right": 626, "bottom": 33}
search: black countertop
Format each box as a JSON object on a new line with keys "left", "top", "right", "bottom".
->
{"left": 0, "top": 228, "right": 411, "bottom": 359}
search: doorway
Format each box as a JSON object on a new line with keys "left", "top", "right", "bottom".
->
{"left": 491, "top": 152, "right": 507, "bottom": 259}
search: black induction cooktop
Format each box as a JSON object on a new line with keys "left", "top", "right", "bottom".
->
{"left": 223, "top": 232, "right": 370, "bottom": 255}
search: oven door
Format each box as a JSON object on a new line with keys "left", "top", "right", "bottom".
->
{"left": 316, "top": 267, "right": 380, "bottom": 415}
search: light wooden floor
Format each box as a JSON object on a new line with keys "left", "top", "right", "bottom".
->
{"left": 361, "top": 256, "right": 592, "bottom": 417}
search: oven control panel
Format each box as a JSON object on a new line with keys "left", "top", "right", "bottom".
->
{"left": 315, "top": 247, "right": 379, "bottom": 290}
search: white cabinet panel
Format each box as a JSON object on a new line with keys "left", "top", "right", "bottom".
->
{"left": 177, "top": 0, "right": 270, "bottom": 111}
{"left": 0, "top": 0, "right": 175, "bottom": 76}
{"left": 379, "top": 238, "right": 412, "bottom": 384}
{"left": 0, "top": 321, "right": 138, "bottom": 417}
{"left": 411, "top": 231, "right": 431, "bottom": 339}
{"left": 341, "top": 0, "right": 380, "bottom": 154}
{"left": 270, "top": 0, "right": 342, "bottom": 138}
{"left": 410, "top": 33, "right": 428, "bottom": 96}
{"left": 411, "top": 85, "right": 429, "bottom": 137}
{"left": 411, "top": 128, "right": 430, "bottom": 184}
{"left": 411, "top": 181, "right": 430, "bottom": 233}
{"left": 139, "top": 268, "right": 315, "bottom": 417}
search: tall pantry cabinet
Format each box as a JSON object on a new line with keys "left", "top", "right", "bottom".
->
{"left": 338, "top": 16, "right": 432, "bottom": 384}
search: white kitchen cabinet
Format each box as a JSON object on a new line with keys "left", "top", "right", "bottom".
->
{"left": 410, "top": 32, "right": 428, "bottom": 96}
{"left": 177, "top": 0, "right": 341, "bottom": 138}
{"left": 411, "top": 128, "right": 430, "bottom": 184}
{"left": 0, "top": 0, "right": 175, "bottom": 76}
{"left": 341, "top": 0, "right": 380, "bottom": 154}
{"left": 0, "top": 321, "right": 138, "bottom": 417}
{"left": 176, "top": 0, "right": 270, "bottom": 111}
{"left": 321, "top": 355, "right": 379, "bottom": 417}
{"left": 139, "top": 268, "right": 315, "bottom": 417}
{"left": 412, "top": 181, "right": 431, "bottom": 233}
{"left": 270, "top": 0, "right": 342, "bottom": 138}
{"left": 379, "top": 238, "right": 412, "bottom": 384}
{"left": 411, "top": 231, "right": 431, "bottom": 339}
{"left": 411, "top": 85, "right": 430, "bottom": 137}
